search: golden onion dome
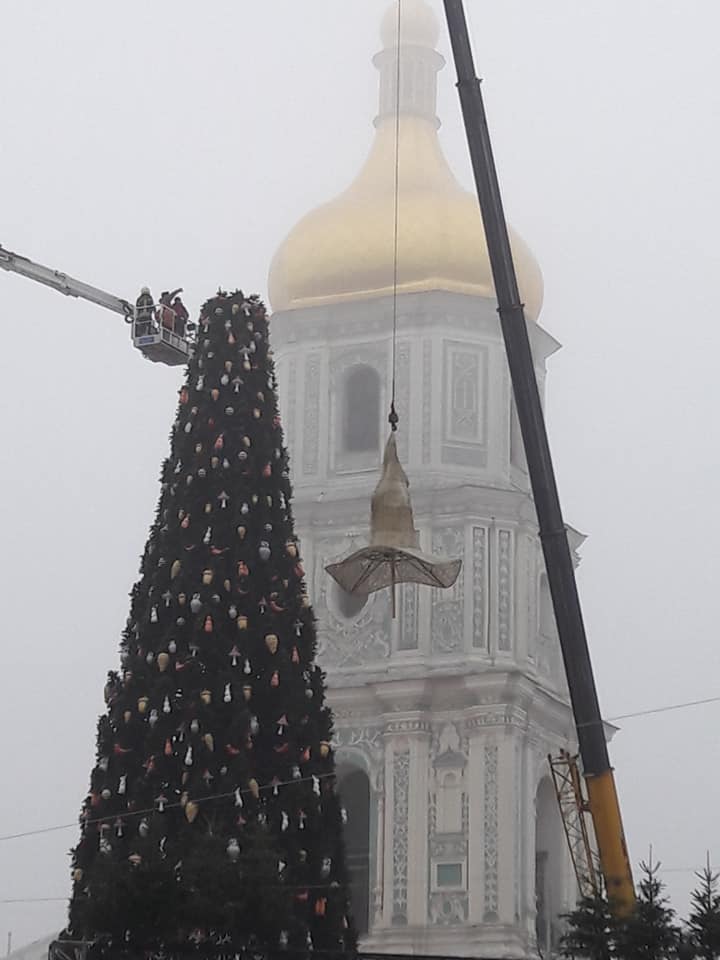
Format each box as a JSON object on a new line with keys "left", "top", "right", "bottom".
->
{"left": 268, "top": 0, "right": 543, "bottom": 320}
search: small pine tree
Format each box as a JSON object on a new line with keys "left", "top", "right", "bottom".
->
{"left": 560, "top": 890, "right": 616, "bottom": 960}
{"left": 687, "top": 859, "right": 720, "bottom": 960}
{"left": 616, "top": 855, "right": 680, "bottom": 960}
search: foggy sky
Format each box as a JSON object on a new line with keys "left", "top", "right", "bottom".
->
{"left": 1, "top": 0, "right": 719, "bottom": 949}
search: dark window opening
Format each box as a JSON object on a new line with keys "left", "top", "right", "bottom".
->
{"left": 344, "top": 365, "right": 381, "bottom": 454}
{"left": 338, "top": 768, "right": 371, "bottom": 936}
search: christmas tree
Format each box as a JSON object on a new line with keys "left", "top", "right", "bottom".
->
{"left": 615, "top": 856, "right": 680, "bottom": 960}
{"left": 64, "top": 291, "right": 356, "bottom": 960}
{"left": 687, "top": 859, "right": 720, "bottom": 960}
{"left": 560, "top": 891, "right": 617, "bottom": 960}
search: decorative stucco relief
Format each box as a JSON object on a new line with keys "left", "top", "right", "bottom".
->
{"left": 392, "top": 749, "right": 410, "bottom": 925}
{"left": 497, "top": 528, "right": 513, "bottom": 652}
{"left": 302, "top": 353, "right": 321, "bottom": 476}
{"left": 484, "top": 743, "right": 499, "bottom": 921}
{"left": 432, "top": 527, "right": 465, "bottom": 653}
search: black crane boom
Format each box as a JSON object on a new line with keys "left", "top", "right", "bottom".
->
{"left": 440, "top": 0, "right": 634, "bottom": 913}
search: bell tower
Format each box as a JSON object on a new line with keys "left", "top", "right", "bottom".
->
{"left": 269, "top": 2, "right": 579, "bottom": 956}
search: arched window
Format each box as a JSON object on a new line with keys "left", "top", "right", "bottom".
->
{"left": 337, "top": 767, "right": 371, "bottom": 936}
{"left": 343, "top": 365, "right": 381, "bottom": 454}
{"left": 332, "top": 581, "right": 368, "bottom": 621}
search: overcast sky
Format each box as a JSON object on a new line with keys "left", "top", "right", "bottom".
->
{"left": 1, "top": 0, "right": 719, "bottom": 950}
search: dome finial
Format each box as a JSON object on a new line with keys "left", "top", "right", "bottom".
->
{"left": 380, "top": 0, "right": 440, "bottom": 51}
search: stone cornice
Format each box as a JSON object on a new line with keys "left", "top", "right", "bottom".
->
{"left": 270, "top": 289, "right": 560, "bottom": 364}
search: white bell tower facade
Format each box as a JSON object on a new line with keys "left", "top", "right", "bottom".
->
{"left": 269, "top": 3, "right": 579, "bottom": 956}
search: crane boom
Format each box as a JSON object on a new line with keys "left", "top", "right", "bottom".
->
{"left": 441, "top": 0, "right": 635, "bottom": 913}
{"left": 0, "top": 243, "right": 191, "bottom": 367}
{"left": 0, "top": 244, "right": 133, "bottom": 319}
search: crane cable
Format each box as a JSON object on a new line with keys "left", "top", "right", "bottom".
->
{"left": 389, "top": 0, "right": 403, "bottom": 432}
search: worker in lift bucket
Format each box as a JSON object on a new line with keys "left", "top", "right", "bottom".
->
{"left": 135, "top": 287, "right": 156, "bottom": 337}
{"left": 159, "top": 288, "right": 183, "bottom": 333}
{"left": 172, "top": 294, "right": 189, "bottom": 338}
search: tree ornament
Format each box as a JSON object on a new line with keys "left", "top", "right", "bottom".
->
{"left": 252, "top": 494, "right": 259, "bottom": 505}
{"left": 262, "top": 462, "right": 272, "bottom": 478}
{"left": 228, "top": 604, "right": 238, "bottom": 620}
{"left": 198, "top": 468, "right": 206, "bottom": 479}
{"left": 137, "top": 695, "right": 149, "bottom": 715}
{"left": 203, "top": 733, "right": 214, "bottom": 751}
{"left": 101, "top": 787, "right": 112, "bottom": 800}
{"left": 149, "top": 709, "right": 159, "bottom": 727}
{"left": 204, "top": 615, "right": 213, "bottom": 633}
{"left": 185, "top": 801, "right": 200, "bottom": 823}
{"left": 237, "top": 560, "right": 249, "bottom": 577}
{"left": 250, "top": 715, "right": 260, "bottom": 735}
{"left": 214, "top": 433, "right": 224, "bottom": 451}
{"left": 229, "top": 645, "right": 240, "bottom": 666}
{"left": 195, "top": 443, "right": 203, "bottom": 455}
{"left": 99, "top": 837, "right": 112, "bottom": 855}
{"left": 243, "top": 435, "right": 251, "bottom": 448}
{"left": 163, "top": 695, "right": 171, "bottom": 714}
{"left": 313, "top": 775, "right": 321, "bottom": 796}
{"left": 170, "top": 559, "right": 181, "bottom": 579}
{"left": 157, "top": 652, "right": 170, "bottom": 672}
{"left": 286, "top": 541, "right": 298, "bottom": 558}
{"left": 237, "top": 615, "right": 248, "bottom": 631}
{"left": 237, "top": 525, "right": 247, "bottom": 540}
{"left": 248, "top": 778, "right": 259, "bottom": 799}
{"left": 204, "top": 502, "right": 212, "bottom": 515}
{"left": 319, "top": 741, "right": 331, "bottom": 758}
{"left": 145, "top": 651, "right": 154, "bottom": 665}
{"left": 232, "top": 377, "right": 242, "bottom": 393}
{"left": 211, "top": 455, "right": 220, "bottom": 469}
{"left": 243, "top": 657, "right": 251, "bottom": 674}
{"left": 259, "top": 541, "right": 271, "bottom": 561}
{"left": 181, "top": 515, "right": 191, "bottom": 529}
{"left": 211, "top": 388, "right": 220, "bottom": 402}
{"left": 168, "top": 639, "right": 177, "bottom": 654}
{"left": 265, "top": 634, "right": 279, "bottom": 655}
{"left": 279, "top": 931, "right": 288, "bottom": 949}
{"left": 224, "top": 406, "right": 234, "bottom": 416}
{"left": 200, "top": 689, "right": 212, "bottom": 705}
{"left": 253, "top": 408, "right": 261, "bottom": 420}
{"left": 223, "top": 682, "right": 232, "bottom": 703}
{"left": 123, "top": 710, "right": 132, "bottom": 724}
{"left": 203, "top": 525, "right": 212, "bottom": 543}
{"left": 241, "top": 502, "right": 249, "bottom": 515}
{"left": 227, "top": 837, "right": 240, "bottom": 861}
{"left": 220, "top": 374, "right": 230, "bottom": 386}
{"left": 118, "top": 775, "right": 127, "bottom": 796}
{"left": 291, "top": 646, "right": 300, "bottom": 665}
{"left": 202, "top": 567, "right": 214, "bottom": 585}
{"left": 184, "top": 746, "right": 193, "bottom": 767}
{"left": 242, "top": 684, "right": 252, "bottom": 701}
{"left": 270, "top": 670, "right": 279, "bottom": 688}
{"left": 238, "top": 449, "right": 248, "bottom": 462}
{"left": 218, "top": 491, "right": 229, "bottom": 508}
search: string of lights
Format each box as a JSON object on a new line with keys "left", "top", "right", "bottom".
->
{"left": 0, "top": 693, "right": 717, "bottom": 848}
{"left": 0, "top": 770, "right": 337, "bottom": 844}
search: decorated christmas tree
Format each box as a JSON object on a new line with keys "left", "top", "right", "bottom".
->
{"left": 64, "top": 291, "right": 356, "bottom": 960}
